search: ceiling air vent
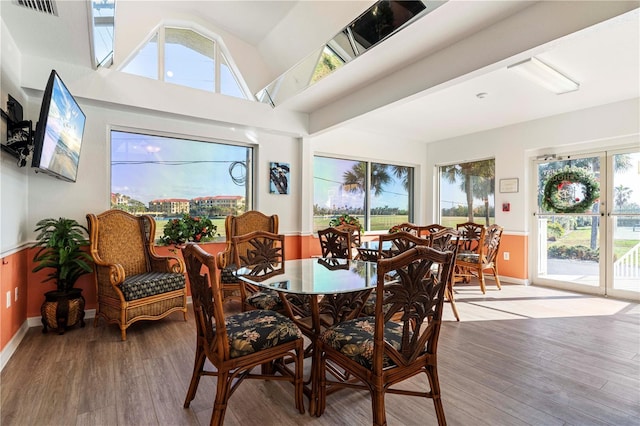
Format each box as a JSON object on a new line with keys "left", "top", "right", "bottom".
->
{"left": 14, "top": 0, "right": 57, "bottom": 16}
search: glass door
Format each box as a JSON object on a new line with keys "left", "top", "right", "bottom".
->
{"left": 535, "top": 154, "right": 604, "bottom": 294}
{"left": 608, "top": 150, "right": 640, "bottom": 299}
{"left": 534, "top": 149, "right": 640, "bottom": 300}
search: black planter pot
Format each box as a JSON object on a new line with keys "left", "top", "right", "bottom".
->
{"left": 41, "top": 288, "right": 86, "bottom": 335}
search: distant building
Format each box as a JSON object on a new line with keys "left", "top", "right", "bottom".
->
{"left": 191, "top": 195, "right": 245, "bottom": 214}
{"left": 149, "top": 198, "right": 190, "bottom": 215}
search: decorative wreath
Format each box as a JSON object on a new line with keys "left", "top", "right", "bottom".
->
{"left": 542, "top": 167, "right": 600, "bottom": 213}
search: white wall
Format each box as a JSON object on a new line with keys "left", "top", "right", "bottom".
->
{"left": 0, "top": 21, "right": 29, "bottom": 254}
{"left": 24, "top": 101, "right": 303, "bottom": 238}
{"left": 426, "top": 98, "right": 640, "bottom": 234}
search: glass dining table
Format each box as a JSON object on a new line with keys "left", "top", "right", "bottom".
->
{"left": 236, "top": 257, "right": 379, "bottom": 416}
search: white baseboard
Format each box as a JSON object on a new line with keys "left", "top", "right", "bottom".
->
{"left": 0, "top": 321, "right": 29, "bottom": 372}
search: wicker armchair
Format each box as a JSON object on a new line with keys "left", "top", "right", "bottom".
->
{"left": 86, "top": 209, "right": 187, "bottom": 340}
{"left": 216, "top": 211, "right": 279, "bottom": 304}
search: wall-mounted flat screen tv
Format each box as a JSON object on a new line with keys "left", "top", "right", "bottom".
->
{"left": 31, "top": 70, "right": 86, "bottom": 182}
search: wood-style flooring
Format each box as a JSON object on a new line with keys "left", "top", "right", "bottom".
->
{"left": 2, "top": 281, "right": 639, "bottom": 426}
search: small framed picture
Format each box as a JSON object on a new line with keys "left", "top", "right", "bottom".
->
{"left": 269, "top": 162, "right": 290, "bottom": 194}
{"left": 499, "top": 178, "right": 519, "bottom": 193}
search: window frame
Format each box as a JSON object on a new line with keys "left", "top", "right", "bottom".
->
{"left": 119, "top": 23, "right": 254, "bottom": 100}
{"left": 109, "top": 126, "right": 255, "bottom": 220}
{"left": 313, "top": 154, "right": 415, "bottom": 233}
{"left": 436, "top": 157, "right": 496, "bottom": 227}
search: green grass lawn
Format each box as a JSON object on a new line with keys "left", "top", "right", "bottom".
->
{"left": 549, "top": 226, "right": 639, "bottom": 259}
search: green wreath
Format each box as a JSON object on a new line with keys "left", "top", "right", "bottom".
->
{"left": 542, "top": 167, "right": 600, "bottom": 213}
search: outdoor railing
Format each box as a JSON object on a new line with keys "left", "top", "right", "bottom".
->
{"left": 614, "top": 242, "right": 640, "bottom": 279}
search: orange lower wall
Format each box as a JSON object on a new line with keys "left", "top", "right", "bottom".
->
{"left": 496, "top": 234, "right": 528, "bottom": 280}
{"left": 1, "top": 234, "right": 528, "bottom": 352}
{"left": 0, "top": 250, "right": 28, "bottom": 350}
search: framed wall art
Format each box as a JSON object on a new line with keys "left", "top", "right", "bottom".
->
{"left": 269, "top": 162, "right": 290, "bottom": 194}
{"left": 499, "top": 178, "right": 519, "bottom": 193}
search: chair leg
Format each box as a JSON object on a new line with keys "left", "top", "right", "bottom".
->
{"left": 184, "top": 347, "right": 206, "bottom": 408}
{"left": 492, "top": 265, "right": 502, "bottom": 290}
{"left": 294, "top": 347, "right": 305, "bottom": 414}
{"left": 371, "top": 385, "right": 387, "bottom": 426}
{"left": 211, "top": 371, "right": 231, "bottom": 426}
{"left": 426, "top": 364, "right": 447, "bottom": 426}
{"left": 477, "top": 268, "right": 486, "bottom": 294}
{"left": 446, "top": 285, "right": 460, "bottom": 321}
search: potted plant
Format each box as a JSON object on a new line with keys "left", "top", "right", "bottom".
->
{"left": 32, "top": 217, "right": 93, "bottom": 334}
{"left": 329, "top": 213, "right": 364, "bottom": 233}
{"left": 158, "top": 213, "right": 218, "bottom": 246}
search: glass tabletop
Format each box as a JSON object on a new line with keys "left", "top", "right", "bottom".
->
{"left": 359, "top": 240, "right": 393, "bottom": 250}
{"left": 236, "top": 257, "right": 378, "bottom": 295}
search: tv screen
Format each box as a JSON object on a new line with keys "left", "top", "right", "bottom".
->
{"left": 31, "top": 70, "right": 86, "bottom": 182}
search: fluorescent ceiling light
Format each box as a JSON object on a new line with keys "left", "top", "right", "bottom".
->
{"left": 508, "top": 57, "right": 579, "bottom": 94}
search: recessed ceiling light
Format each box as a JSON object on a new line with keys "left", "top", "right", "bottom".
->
{"left": 476, "top": 92, "right": 488, "bottom": 99}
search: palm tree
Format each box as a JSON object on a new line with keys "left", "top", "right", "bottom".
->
{"left": 391, "top": 165, "right": 411, "bottom": 191}
{"left": 342, "top": 162, "right": 391, "bottom": 196}
{"left": 442, "top": 159, "right": 495, "bottom": 222}
{"left": 615, "top": 185, "right": 633, "bottom": 210}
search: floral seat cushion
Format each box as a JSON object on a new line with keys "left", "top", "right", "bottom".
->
{"left": 320, "top": 317, "right": 412, "bottom": 369}
{"left": 246, "top": 289, "right": 284, "bottom": 311}
{"left": 223, "top": 310, "right": 301, "bottom": 358}
{"left": 457, "top": 250, "right": 480, "bottom": 263}
{"left": 120, "top": 272, "right": 185, "bottom": 301}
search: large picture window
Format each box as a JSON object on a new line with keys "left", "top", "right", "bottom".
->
{"left": 313, "top": 156, "right": 413, "bottom": 232}
{"left": 110, "top": 130, "right": 252, "bottom": 241}
{"left": 438, "top": 159, "right": 495, "bottom": 227}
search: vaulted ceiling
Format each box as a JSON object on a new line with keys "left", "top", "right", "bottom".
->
{"left": 1, "top": 0, "right": 638, "bottom": 142}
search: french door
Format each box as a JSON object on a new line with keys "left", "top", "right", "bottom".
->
{"left": 534, "top": 149, "right": 640, "bottom": 300}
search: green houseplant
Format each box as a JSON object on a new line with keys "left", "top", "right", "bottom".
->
{"left": 32, "top": 217, "right": 93, "bottom": 334}
{"left": 159, "top": 214, "right": 218, "bottom": 245}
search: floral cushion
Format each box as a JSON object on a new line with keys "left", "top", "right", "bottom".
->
{"left": 119, "top": 272, "right": 185, "bottom": 301}
{"left": 224, "top": 310, "right": 301, "bottom": 358}
{"left": 457, "top": 250, "right": 480, "bottom": 263}
{"left": 246, "top": 289, "right": 284, "bottom": 311}
{"left": 320, "top": 317, "right": 407, "bottom": 369}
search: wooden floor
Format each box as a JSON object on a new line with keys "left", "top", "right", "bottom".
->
{"left": 2, "top": 281, "right": 639, "bottom": 426}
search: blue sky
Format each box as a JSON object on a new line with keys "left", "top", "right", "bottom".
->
{"left": 111, "top": 132, "right": 248, "bottom": 205}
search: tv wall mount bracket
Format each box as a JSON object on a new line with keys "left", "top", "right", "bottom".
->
{"left": 0, "top": 95, "right": 34, "bottom": 167}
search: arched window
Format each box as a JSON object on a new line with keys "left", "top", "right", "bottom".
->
{"left": 122, "top": 26, "right": 252, "bottom": 100}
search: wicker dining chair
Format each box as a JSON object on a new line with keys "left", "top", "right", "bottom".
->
{"left": 429, "top": 227, "right": 461, "bottom": 320}
{"left": 388, "top": 222, "right": 430, "bottom": 238}
{"left": 86, "top": 209, "right": 187, "bottom": 340}
{"left": 317, "top": 246, "right": 456, "bottom": 426}
{"left": 216, "top": 211, "right": 279, "bottom": 304}
{"left": 181, "top": 243, "right": 305, "bottom": 425}
{"left": 360, "top": 231, "right": 430, "bottom": 317}
{"left": 231, "top": 230, "right": 287, "bottom": 312}
{"left": 377, "top": 230, "right": 430, "bottom": 259}
{"left": 424, "top": 223, "right": 450, "bottom": 234}
{"left": 318, "top": 227, "right": 352, "bottom": 259}
{"left": 455, "top": 223, "right": 503, "bottom": 294}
